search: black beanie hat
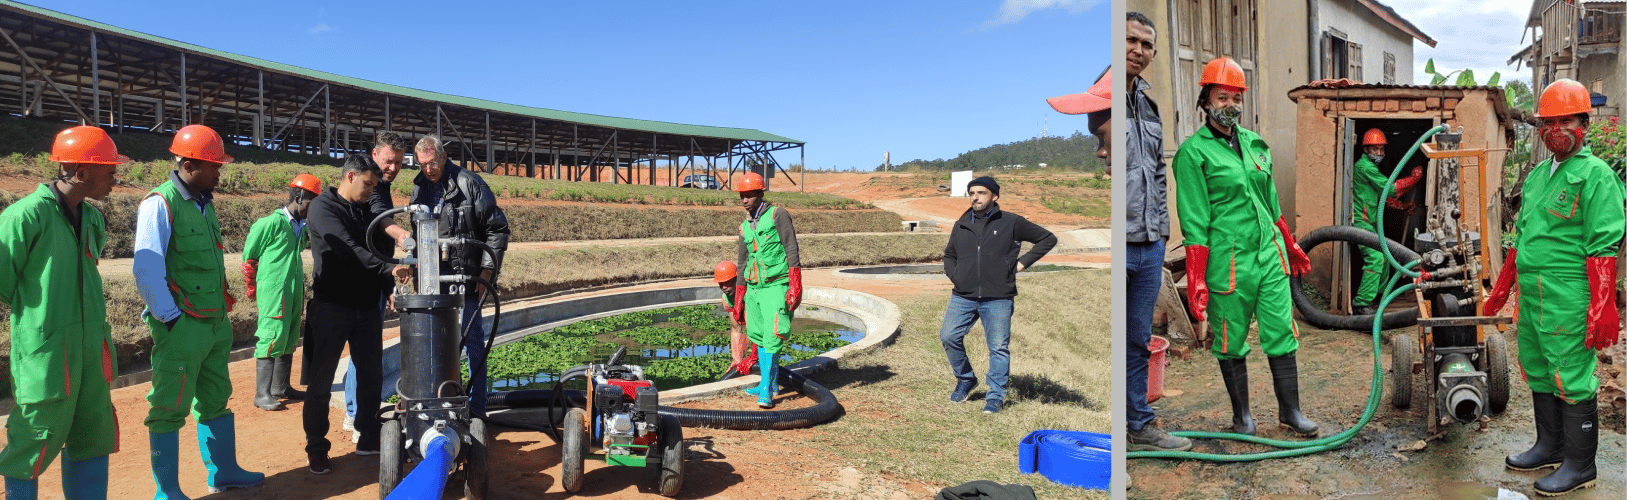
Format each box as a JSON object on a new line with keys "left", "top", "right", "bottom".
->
{"left": 967, "top": 176, "right": 1000, "bottom": 196}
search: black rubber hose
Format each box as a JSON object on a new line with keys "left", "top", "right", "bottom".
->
{"left": 485, "top": 369, "right": 843, "bottom": 431}
{"left": 1289, "top": 225, "right": 1422, "bottom": 331}
{"left": 365, "top": 206, "right": 410, "bottom": 264}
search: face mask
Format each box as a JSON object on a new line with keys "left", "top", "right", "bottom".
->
{"left": 1208, "top": 105, "right": 1241, "bottom": 129}
{"left": 1541, "top": 125, "right": 1584, "bottom": 158}
{"left": 1368, "top": 154, "right": 1384, "bottom": 164}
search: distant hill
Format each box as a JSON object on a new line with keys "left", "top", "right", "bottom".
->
{"left": 880, "top": 132, "right": 1103, "bottom": 172}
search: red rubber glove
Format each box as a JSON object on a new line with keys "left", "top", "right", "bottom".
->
{"left": 1391, "top": 166, "right": 1424, "bottom": 195}
{"left": 1275, "top": 217, "right": 1312, "bottom": 276}
{"left": 1482, "top": 249, "right": 1518, "bottom": 316}
{"left": 786, "top": 267, "right": 803, "bottom": 312}
{"left": 241, "top": 260, "right": 259, "bottom": 301}
{"left": 1586, "top": 256, "right": 1620, "bottom": 350}
{"left": 733, "top": 284, "right": 747, "bottom": 324}
{"left": 1185, "top": 245, "right": 1211, "bottom": 322}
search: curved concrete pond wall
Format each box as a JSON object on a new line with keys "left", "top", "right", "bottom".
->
{"left": 835, "top": 263, "right": 1099, "bottom": 280}
{"left": 339, "top": 285, "right": 900, "bottom": 408}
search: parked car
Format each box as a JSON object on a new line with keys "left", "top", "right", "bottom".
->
{"left": 680, "top": 174, "right": 722, "bottom": 189}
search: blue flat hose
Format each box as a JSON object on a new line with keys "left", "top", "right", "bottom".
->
{"left": 385, "top": 435, "right": 453, "bottom": 500}
{"left": 1128, "top": 124, "right": 1448, "bottom": 462}
{"left": 1018, "top": 430, "right": 1110, "bottom": 490}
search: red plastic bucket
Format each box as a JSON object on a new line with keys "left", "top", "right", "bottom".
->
{"left": 1147, "top": 335, "right": 1169, "bottom": 403}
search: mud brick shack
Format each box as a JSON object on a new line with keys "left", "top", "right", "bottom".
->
{"left": 1285, "top": 83, "right": 1519, "bottom": 313}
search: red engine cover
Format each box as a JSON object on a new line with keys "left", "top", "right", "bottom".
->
{"left": 604, "top": 378, "right": 654, "bottom": 400}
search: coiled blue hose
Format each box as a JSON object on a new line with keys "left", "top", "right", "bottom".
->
{"left": 1018, "top": 430, "right": 1110, "bottom": 490}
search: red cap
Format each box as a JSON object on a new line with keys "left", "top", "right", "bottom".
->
{"left": 1048, "top": 69, "right": 1112, "bottom": 115}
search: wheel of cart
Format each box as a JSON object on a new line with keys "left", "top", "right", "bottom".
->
{"left": 1390, "top": 332, "right": 1416, "bottom": 409}
{"left": 380, "top": 419, "right": 405, "bottom": 499}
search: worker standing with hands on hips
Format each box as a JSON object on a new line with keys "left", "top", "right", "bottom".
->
{"left": 1483, "top": 78, "right": 1623, "bottom": 496}
{"left": 1173, "top": 57, "right": 1319, "bottom": 437}
{"left": 133, "top": 124, "right": 264, "bottom": 497}
{"left": 1350, "top": 128, "right": 1423, "bottom": 315}
{"left": 714, "top": 260, "right": 758, "bottom": 379}
{"left": 0, "top": 126, "right": 125, "bottom": 500}
{"left": 242, "top": 174, "right": 321, "bottom": 411}
{"left": 733, "top": 172, "right": 801, "bottom": 409}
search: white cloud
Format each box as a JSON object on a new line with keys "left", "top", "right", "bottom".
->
{"left": 308, "top": 23, "right": 335, "bottom": 35}
{"left": 979, "top": 0, "right": 1102, "bottom": 30}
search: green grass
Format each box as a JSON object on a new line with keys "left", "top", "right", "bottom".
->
{"left": 796, "top": 269, "right": 1112, "bottom": 499}
{"left": 1039, "top": 196, "right": 1111, "bottom": 218}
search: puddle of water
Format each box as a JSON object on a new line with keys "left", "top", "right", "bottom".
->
{"left": 1333, "top": 483, "right": 1529, "bottom": 500}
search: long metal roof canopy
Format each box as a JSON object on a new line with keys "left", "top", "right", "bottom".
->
{"left": 0, "top": 0, "right": 802, "bottom": 186}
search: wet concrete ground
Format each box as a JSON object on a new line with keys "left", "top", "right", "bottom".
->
{"left": 1128, "top": 325, "right": 1625, "bottom": 500}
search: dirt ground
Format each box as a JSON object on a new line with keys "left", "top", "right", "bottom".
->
{"left": 1127, "top": 325, "right": 1627, "bottom": 500}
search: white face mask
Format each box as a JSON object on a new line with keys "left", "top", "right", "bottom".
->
{"left": 1368, "top": 154, "right": 1384, "bottom": 164}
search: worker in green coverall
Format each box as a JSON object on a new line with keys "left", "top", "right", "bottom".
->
{"left": 1484, "top": 79, "right": 1623, "bottom": 496}
{"left": 1350, "top": 128, "right": 1423, "bottom": 314}
{"left": 731, "top": 172, "right": 802, "bottom": 409}
{"left": 242, "top": 173, "right": 322, "bottom": 411}
{"left": 1173, "top": 57, "right": 1319, "bottom": 437}
{"left": 133, "top": 125, "right": 262, "bottom": 498}
{"left": 0, "top": 126, "right": 126, "bottom": 500}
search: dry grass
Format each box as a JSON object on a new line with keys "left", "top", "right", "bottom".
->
{"left": 797, "top": 269, "right": 1112, "bottom": 499}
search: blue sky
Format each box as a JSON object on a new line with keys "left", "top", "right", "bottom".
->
{"left": 26, "top": 0, "right": 1107, "bottom": 171}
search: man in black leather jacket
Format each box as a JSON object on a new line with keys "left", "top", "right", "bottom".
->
{"left": 407, "top": 135, "right": 510, "bottom": 415}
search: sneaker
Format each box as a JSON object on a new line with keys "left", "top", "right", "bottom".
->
{"left": 1127, "top": 424, "right": 1193, "bottom": 452}
{"left": 307, "top": 454, "right": 332, "bottom": 475}
{"left": 355, "top": 448, "right": 380, "bottom": 457}
{"left": 351, "top": 430, "right": 361, "bottom": 444}
{"left": 982, "top": 399, "right": 1003, "bottom": 414}
{"left": 949, "top": 379, "right": 978, "bottom": 403}
{"left": 342, "top": 415, "right": 355, "bottom": 432}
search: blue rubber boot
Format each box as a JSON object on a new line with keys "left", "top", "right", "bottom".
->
{"left": 743, "top": 348, "right": 770, "bottom": 397}
{"left": 61, "top": 455, "right": 109, "bottom": 500}
{"left": 150, "top": 432, "right": 190, "bottom": 500}
{"left": 756, "top": 349, "right": 778, "bottom": 409}
{"left": 196, "top": 414, "right": 265, "bottom": 492}
{"left": 5, "top": 475, "right": 39, "bottom": 500}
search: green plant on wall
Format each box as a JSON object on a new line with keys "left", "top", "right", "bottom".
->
{"left": 1424, "top": 58, "right": 1500, "bottom": 87}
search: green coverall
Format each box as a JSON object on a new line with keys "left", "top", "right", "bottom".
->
{"left": 0, "top": 184, "right": 119, "bottom": 479}
{"left": 1512, "top": 146, "right": 1625, "bottom": 403}
{"left": 143, "top": 181, "right": 236, "bottom": 434}
{"left": 1351, "top": 155, "right": 1396, "bottom": 308}
{"left": 1173, "top": 125, "right": 1301, "bottom": 359}
{"left": 737, "top": 205, "right": 797, "bottom": 354}
{"left": 242, "top": 208, "right": 307, "bottom": 358}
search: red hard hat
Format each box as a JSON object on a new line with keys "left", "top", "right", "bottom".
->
{"left": 170, "top": 124, "right": 234, "bottom": 164}
{"left": 289, "top": 173, "right": 322, "bottom": 195}
{"left": 713, "top": 261, "right": 738, "bottom": 283}
{"left": 1536, "top": 79, "right": 1591, "bottom": 118}
{"left": 1199, "top": 57, "right": 1248, "bottom": 91}
{"left": 1361, "top": 129, "right": 1387, "bottom": 146}
{"left": 50, "top": 126, "right": 128, "bottom": 165}
{"left": 1048, "top": 67, "right": 1112, "bottom": 115}
{"left": 735, "top": 172, "right": 766, "bottom": 192}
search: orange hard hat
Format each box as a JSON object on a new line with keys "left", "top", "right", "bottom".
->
{"left": 713, "top": 261, "right": 738, "bottom": 283}
{"left": 1199, "top": 57, "right": 1248, "bottom": 91}
{"left": 170, "top": 124, "right": 234, "bottom": 164}
{"left": 289, "top": 173, "right": 322, "bottom": 195}
{"left": 735, "top": 172, "right": 766, "bottom": 192}
{"left": 1361, "top": 129, "right": 1387, "bottom": 146}
{"left": 1536, "top": 79, "right": 1591, "bottom": 118}
{"left": 50, "top": 126, "right": 128, "bottom": 165}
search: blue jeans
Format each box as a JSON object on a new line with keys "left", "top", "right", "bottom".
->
{"left": 938, "top": 295, "right": 1014, "bottom": 402}
{"left": 1126, "top": 239, "right": 1165, "bottom": 431}
{"left": 461, "top": 296, "right": 489, "bottom": 415}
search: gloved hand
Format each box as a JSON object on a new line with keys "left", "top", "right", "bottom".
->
{"left": 786, "top": 267, "right": 803, "bottom": 312}
{"left": 1392, "top": 166, "right": 1424, "bottom": 195}
{"left": 1275, "top": 217, "right": 1312, "bottom": 276}
{"left": 1185, "top": 245, "right": 1211, "bottom": 322}
{"left": 1585, "top": 256, "right": 1620, "bottom": 350}
{"left": 1482, "top": 249, "right": 1518, "bottom": 315}
{"left": 241, "top": 260, "right": 258, "bottom": 300}
{"left": 733, "top": 284, "right": 747, "bottom": 324}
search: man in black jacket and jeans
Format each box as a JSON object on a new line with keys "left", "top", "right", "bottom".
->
{"left": 302, "top": 155, "right": 406, "bottom": 474}
{"left": 940, "top": 176, "right": 1056, "bottom": 414}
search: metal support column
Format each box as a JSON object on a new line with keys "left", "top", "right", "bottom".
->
{"left": 179, "top": 53, "right": 187, "bottom": 125}
{"left": 485, "top": 112, "right": 493, "bottom": 173}
{"left": 254, "top": 70, "right": 264, "bottom": 146}
{"left": 528, "top": 119, "right": 536, "bottom": 178}
{"left": 89, "top": 32, "right": 98, "bottom": 125}
{"left": 323, "top": 85, "right": 331, "bottom": 157}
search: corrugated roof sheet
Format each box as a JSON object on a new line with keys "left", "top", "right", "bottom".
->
{"left": 0, "top": 0, "right": 802, "bottom": 144}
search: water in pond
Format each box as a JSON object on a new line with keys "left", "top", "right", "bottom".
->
{"left": 478, "top": 304, "right": 859, "bottom": 391}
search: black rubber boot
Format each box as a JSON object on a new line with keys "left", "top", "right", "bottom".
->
{"left": 1507, "top": 392, "right": 1565, "bottom": 471}
{"left": 273, "top": 353, "right": 304, "bottom": 401}
{"left": 1268, "top": 354, "right": 1319, "bottom": 436}
{"left": 1217, "top": 358, "right": 1255, "bottom": 435}
{"left": 1535, "top": 398, "right": 1598, "bottom": 496}
{"left": 253, "top": 358, "right": 283, "bottom": 411}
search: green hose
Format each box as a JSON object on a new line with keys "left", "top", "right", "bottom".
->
{"left": 1129, "top": 124, "right": 1450, "bottom": 461}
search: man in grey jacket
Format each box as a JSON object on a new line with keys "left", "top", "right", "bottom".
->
{"left": 939, "top": 176, "right": 1056, "bottom": 414}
